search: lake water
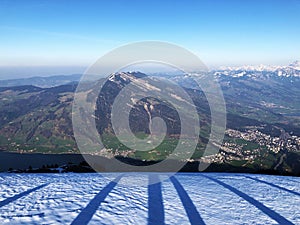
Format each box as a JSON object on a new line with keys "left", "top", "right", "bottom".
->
{"left": 0, "top": 151, "right": 86, "bottom": 171}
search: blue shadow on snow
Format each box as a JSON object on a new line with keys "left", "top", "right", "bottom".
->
{"left": 201, "top": 174, "right": 294, "bottom": 225}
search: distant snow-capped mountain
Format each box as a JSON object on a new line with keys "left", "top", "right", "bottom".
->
{"left": 215, "top": 61, "right": 300, "bottom": 77}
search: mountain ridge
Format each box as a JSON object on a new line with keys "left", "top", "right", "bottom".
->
{"left": 0, "top": 71, "right": 299, "bottom": 174}
{"left": 0, "top": 61, "right": 299, "bottom": 89}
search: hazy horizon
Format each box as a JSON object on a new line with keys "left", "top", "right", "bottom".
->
{"left": 0, "top": 59, "right": 299, "bottom": 80}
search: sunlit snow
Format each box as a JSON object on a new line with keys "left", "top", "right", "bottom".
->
{"left": 0, "top": 173, "right": 299, "bottom": 225}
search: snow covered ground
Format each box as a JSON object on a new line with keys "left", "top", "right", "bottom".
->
{"left": 0, "top": 173, "right": 299, "bottom": 225}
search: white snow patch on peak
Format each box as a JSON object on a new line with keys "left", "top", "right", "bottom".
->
{"left": 233, "top": 71, "right": 246, "bottom": 77}
{"left": 289, "top": 60, "right": 300, "bottom": 70}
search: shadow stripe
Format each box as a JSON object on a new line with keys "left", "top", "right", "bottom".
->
{"left": 0, "top": 183, "right": 49, "bottom": 208}
{"left": 170, "top": 176, "right": 205, "bottom": 225}
{"left": 244, "top": 176, "right": 300, "bottom": 197}
{"left": 201, "top": 175, "right": 294, "bottom": 225}
{"left": 71, "top": 175, "right": 123, "bottom": 225}
{"left": 148, "top": 174, "right": 164, "bottom": 225}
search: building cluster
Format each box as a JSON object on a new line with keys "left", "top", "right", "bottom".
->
{"left": 226, "top": 128, "right": 300, "bottom": 153}
{"left": 200, "top": 128, "right": 299, "bottom": 164}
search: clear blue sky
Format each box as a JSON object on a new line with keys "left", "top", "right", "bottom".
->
{"left": 0, "top": 0, "right": 299, "bottom": 76}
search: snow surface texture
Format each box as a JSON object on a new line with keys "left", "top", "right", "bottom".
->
{"left": 0, "top": 173, "right": 299, "bottom": 225}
